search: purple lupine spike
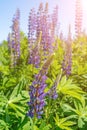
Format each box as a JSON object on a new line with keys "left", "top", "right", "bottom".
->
{"left": 49, "top": 85, "right": 58, "bottom": 100}
{"left": 36, "top": 3, "right": 43, "bottom": 40}
{"left": 13, "top": 8, "right": 20, "bottom": 59}
{"left": 28, "top": 8, "right": 40, "bottom": 67}
{"left": 42, "top": 4, "right": 58, "bottom": 57}
{"left": 48, "top": 74, "right": 61, "bottom": 99}
{"left": 9, "top": 9, "right": 20, "bottom": 67}
{"left": 28, "top": 3, "right": 58, "bottom": 66}
{"left": 62, "top": 25, "right": 72, "bottom": 77}
{"left": 27, "top": 74, "right": 47, "bottom": 118}
{"left": 27, "top": 54, "right": 54, "bottom": 118}
{"left": 28, "top": 8, "right": 37, "bottom": 46}
{"left": 38, "top": 3, "right": 53, "bottom": 57}
{"left": 75, "top": 0, "right": 82, "bottom": 37}
{"left": 28, "top": 45, "right": 40, "bottom": 68}
{"left": 52, "top": 5, "right": 58, "bottom": 28}
{"left": 51, "top": 5, "right": 58, "bottom": 50}
{"left": 8, "top": 33, "right": 11, "bottom": 50}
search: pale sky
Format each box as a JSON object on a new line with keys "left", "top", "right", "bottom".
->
{"left": 0, "top": 0, "right": 87, "bottom": 42}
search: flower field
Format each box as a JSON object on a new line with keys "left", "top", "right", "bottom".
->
{"left": 0, "top": 1, "right": 87, "bottom": 130}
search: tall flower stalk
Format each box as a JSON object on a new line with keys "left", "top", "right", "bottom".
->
{"left": 8, "top": 9, "right": 20, "bottom": 67}
{"left": 28, "top": 3, "right": 58, "bottom": 66}
{"left": 27, "top": 54, "right": 54, "bottom": 118}
{"left": 28, "top": 8, "right": 41, "bottom": 67}
{"left": 48, "top": 73, "right": 61, "bottom": 99}
{"left": 39, "top": 3, "right": 51, "bottom": 56}
{"left": 51, "top": 5, "right": 58, "bottom": 49}
{"left": 62, "top": 25, "right": 72, "bottom": 77}
{"left": 75, "top": 0, "right": 83, "bottom": 36}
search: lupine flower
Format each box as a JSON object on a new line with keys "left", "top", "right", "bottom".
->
{"left": 51, "top": 5, "right": 58, "bottom": 44}
{"left": 29, "top": 45, "right": 40, "bottom": 68}
{"left": 7, "top": 33, "right": 14, "bottom": 68}
{"left": 36, "top": 2, "right": 43, "bottom": 39}
{"left": 39, "top": 3, "right": 58, "bottom": 56}
{"left": 8, "top": 9, "right": 20, "bottom": 67}
{"left": 27, "top": 54, "right": 54, "bottom": 118}
{"left": 59, "top": 31, "right": 64, "bottom": 41}
{"left": 62, "top": 25, "right": 72, "bottom": 77}
{"left": 28, "top": 8, "right": 41, "bottom": 67}
{"left": 48, "top": 81, "right": 58, "bottom": 100}
{"left": 40, "top": 3, "right": 52, "bottom": 55}
{"left": 12, "top": 9, "right": 20, "bottom": 57}
{"left": 48, "top": 74, "right": 61, "bottom": 99}
{"left": 28, "top": 3, "right": 58, "bottom": 66}
{"left": 75, "top": 0, "right": 82, "bottom": 36}
{"left": 28, "top": 8, "right": 37, "bottom": 46}
{"left": 8, "top": 33, "right": 11, "bottom": 50}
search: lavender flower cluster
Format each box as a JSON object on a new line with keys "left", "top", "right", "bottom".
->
{"left": 75, "top": 0, "right": 82, "bottom": 36}
{"left": 7, "top": 2, "right": 74, "bottom": 120}
{"left": 48, "top": 74, "right": 61, "bottom": 99}
{"left": 8, "top": 9, "right": 20, "bottom": 67}
{"left": 28, "top": 3, "right": 58, "bottom": 67}
{"left": 27, "top": 54, "right": 54, "bottom": 118}
{"left": 62, "top": 26, "right": 72, "bottom": 77}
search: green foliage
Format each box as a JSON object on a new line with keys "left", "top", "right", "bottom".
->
{"left": 0, "top": 81, "right": 29, "bottom": 129}
{"left": 61, "top": 100, "right": 87, "bottom": 128}
{"left": 54, "top": 114, "right": 76, "bottom": 130}
{"left": 57, "top": 76, "right": 85, "bottom": 104}
{"left": 0, "top": 32, "right": 87, "bottom": 130}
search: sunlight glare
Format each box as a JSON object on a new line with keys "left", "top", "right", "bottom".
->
{"left": 82, "top": 0, "right": 87, "bottom": 11}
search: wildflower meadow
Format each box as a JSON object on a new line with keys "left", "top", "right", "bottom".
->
{"left": 0, "top": 0, "right": 87, "bottom": 130}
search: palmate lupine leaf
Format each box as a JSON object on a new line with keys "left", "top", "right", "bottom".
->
{"left": 0, "top": 120, "right": 9, "bottom": 130}
{"left": 9, "top": 74, "right": 29, "bottom": 99}
{"left": 0, "top": 76, "right": 16, "bottom": 91}
{"left": 0, "top": 84, "right": 29, "bottom": 119}
{"left": 39, "top": 125, "right": 51, "bottom": 130}
{"left": 21, "top": 117, "right": 51, "bottom": 130}
{"left": 54, "top": 114, "right": 76, "bottom": 130}
{"left": 21, "top": 117, "right": 34, "bottom": 130}
{"left": 9, "top": 79, "right": 24, "bottom": 99}
{"left": 57, "top": 76, "right": 85, "bottom": 104}
{"left": 0, "top": 92, "right": 8, "bottom": 114}
{"left": 7, "top": 88, "right": 29, "bottom": 117}
{"left": 61, "top": 100, "right": 87, "bottom": 128}
{"left": 72, "top": 101, "right": 87, "bottom": 128}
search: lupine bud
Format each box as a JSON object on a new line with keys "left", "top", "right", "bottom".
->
{"left": 48, "top": 73, "right": 61, "bottom": 99}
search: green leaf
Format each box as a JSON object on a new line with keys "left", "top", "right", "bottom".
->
{"left": 57, "top": 77, "right": 85, "bottom": 104}
{"left": 78, "top": 118, "right": 85, "bottom": 128}
{"left": 0, "top": 120, "right": 9, "bottom": 130}
{"left": 54, "top": 114, "right": 75, "bottom": 130}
